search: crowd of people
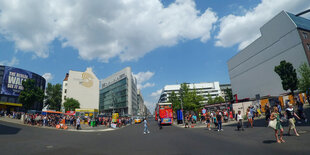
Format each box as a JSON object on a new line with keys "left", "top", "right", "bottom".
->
{"left": 0, "top": 111, "right": 132, "bottom": 130}
{"left": 180, "top": 96, "right": 308, "bottom": 144}
{"left": 264, "top": 97, "right": 307, "bottom": 143}
{"left": 184, "top": 108, "right": 237, "bottom": 131}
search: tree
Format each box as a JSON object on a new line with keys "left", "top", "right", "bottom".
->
{"left": 207, "top": 93, "right": 214, "bottom": 104}
{"left": 179, "top": 83, "right": 204, "bottom": 113}
{"left": 63, "top": 98, "right": 80, "bottom": 112}
{"left": 19, "top": 79, "right": 44, "bottom": 111}
{"left": 168, "top": 91, "right": 181, "bottom": 112}
{"left": 274, "top": 60, "right": 298, "bottom": 96}
{"left": 298, "top": 62, "right": 310, "bottom": 95}
{"left": 207, "top": 95, "right": 225, "bottom": 105}
{"left": 188, "top": 89, "right": 204, "bottom": 112}
{"left": 214, "top": 96, "right": 225, "bottom": 104}
{"left": 45, "top": 83, "right": 62, "bottom": 111}
{"left": 225, "top": 88, "right": 233, "bottom": 102}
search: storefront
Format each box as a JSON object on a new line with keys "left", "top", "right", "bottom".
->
{"left": 0, "top": 101, "right": 22, "bottom": 113}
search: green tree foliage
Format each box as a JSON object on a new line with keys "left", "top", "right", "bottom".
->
{"left": 214, "top": 96, "right": 225, "bottom": 104}
{"left": 179, "top": 83, "right": 204, "bottom": 112}
{"left": 207, "top": 94, "right": 225, "bottom": 105}
{"left": 19, "top": 79, "right": 44, "bottom": 111}
{"left": 168, "top": 91, "right": 180, "bottom": 112}
{"left": 45, "top": 83, "right": 62, "bottom": 111}
{"left": 225, "top": 88, "right": 233, "bottom": 102}
{"left": 274, "top": 60, "right": 298, "bottom": 96}
{"left": 298, "top": 63, "right": 310, "bottom": 94}
{"left": 63, "top": 98, "right": 80, "bottom": 112}
{"left": 207, "top": 94, "right": 214, "bottom": 104}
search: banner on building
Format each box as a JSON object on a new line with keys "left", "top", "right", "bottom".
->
{"left": 1, "top": 66, "right": 32, "bottom": 96}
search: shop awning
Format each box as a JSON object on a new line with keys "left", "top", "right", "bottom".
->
{"left": 0, "top": 102, "right": 22, "bottom": 107}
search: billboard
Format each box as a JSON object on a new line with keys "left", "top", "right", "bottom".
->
{"left": 1, "top": 66, "right": 33, "bottom": 96}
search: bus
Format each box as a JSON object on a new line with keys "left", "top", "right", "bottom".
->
{"left": 155, "top": 103, "right": 173, "bottom": 125}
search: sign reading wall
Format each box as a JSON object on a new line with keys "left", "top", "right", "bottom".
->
{"left": 1, "top": 66, "right": 32, "bottom": 96}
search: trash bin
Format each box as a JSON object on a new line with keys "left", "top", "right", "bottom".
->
{"left": 91, "top": 121, "right": 95, "bottom": 127}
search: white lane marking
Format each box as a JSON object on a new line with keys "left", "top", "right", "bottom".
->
{"left": 67, "top": 128, "right": 115, "bottom": 132}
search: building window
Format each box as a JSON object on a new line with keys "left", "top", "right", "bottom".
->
{"left": 303, "top": 32, "right": 308, "bottom": 39}
{"left": 64, "top": 89, "right": 67, "bottom": 93}
{"left": 307, "top": 44, "right": 310, "bottom": 51}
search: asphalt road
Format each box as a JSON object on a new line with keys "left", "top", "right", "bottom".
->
{"left": 1, "top": 119, "right": 310, "bottom": 155}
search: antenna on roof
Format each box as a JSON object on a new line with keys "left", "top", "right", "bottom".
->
{"left": 296, "top": 9, "right": 310, "bottom": 16}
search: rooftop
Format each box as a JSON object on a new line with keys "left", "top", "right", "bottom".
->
{"left": 287, "top": 11, "right": 310, "bottom": 31}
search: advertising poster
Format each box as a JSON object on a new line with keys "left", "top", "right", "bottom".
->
{"left": 1, "top": 66, "right": 32, "bottom": 96}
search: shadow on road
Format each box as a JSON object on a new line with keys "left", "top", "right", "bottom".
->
{"left": 262, "top": 140, "right": 277, "bottom": 144}
{"left": 0, "top": 123, "right": 21, "bottom": 135}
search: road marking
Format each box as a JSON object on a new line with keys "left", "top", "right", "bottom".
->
{"left": 46, "top": 145, "right": 53, "bottom": 149}
{"left": 67, "top": 128, "right": 115, "bottom": 132}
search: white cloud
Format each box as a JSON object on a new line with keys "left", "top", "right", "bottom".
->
{"left": 140, "top": 82, "right": 155, "bottom": 89}
{"left": 0, "top": 57, "right": 19, "bottom": 66}
{"left": 133, "top": 71, "right": 155, "bottom": 89}
{"left": 42, "top": 73, "right": 53, "bottom": 82}
{"left": 0, "top": 0, "right": 218, "bottom": 62}
{"left": 150, "top": 89, "right": 162, "bottom": 98}
{"left": 215, "top": 0, "right": 310, "bottom": 50}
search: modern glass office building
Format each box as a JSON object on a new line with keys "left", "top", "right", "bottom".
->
{"left": 0, "top": 65, "right": 46, "bottom": 112}
{"left": 99, "top": 67, "right": 138, "bottom": 117}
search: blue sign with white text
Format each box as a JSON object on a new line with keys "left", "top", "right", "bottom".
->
{"left": 1, "top": 66, "right": 33, "bottom": 96}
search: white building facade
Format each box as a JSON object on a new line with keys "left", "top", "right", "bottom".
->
{"left": 227, "top": 11, "right": 310, "bottom": 99}
{"left": 158, "top": 82, "right": 222, "bottom": 104}
{"left": 137, "top": 89, "right": 145, "bottom": 116}
{"left": 61, "top": 68, "right": 99, "bottom": 111}
{"left": 99, "top": 67, "right": 138, "bottom": 116}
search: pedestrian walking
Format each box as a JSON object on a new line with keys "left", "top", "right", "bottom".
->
{"left": 270, "top": 106, "right": 285, "bottom": 143}
{"left": 247, "top": 108, "right": 253, "bottom": 128}
{"left": 76, "top": 117, "right": 81, "bottom": 130}
{"left": 237, "top": 111, "right": 244, "bottom": 131}
{"left": 296, "top": 97, "right": 307, "bottom": 123}
{"left": 206, "top": 112, "right": 211, "bottom": 130}
{"left": 265, "top": 104, "right": 271, "bottom": 126}
{"left": 143, "top": 118, "right": 150, "bottom": 134}
{"left": 213, "top": 113, "right": 218, "bottom": 129}
{"left": 285, "top": 104, "right": 300, "bottom": 136}
{"left": 216, "top": 111, "right": 223, "bottom": 131}
{"left": 158, "top": 117, "right": 162, "bottom": 130}
{"left": 184, "top": 115, "right": 189, "bottom": 128}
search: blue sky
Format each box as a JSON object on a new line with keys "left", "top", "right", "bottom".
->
{"left": 0, "top": 0, "right": 309, "bottom": 111}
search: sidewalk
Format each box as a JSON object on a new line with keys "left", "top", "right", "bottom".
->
{"left": 0, "top": 116, "right": 130, "bottom": 132}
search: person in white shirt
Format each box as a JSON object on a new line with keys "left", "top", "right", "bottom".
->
{"left": 143, "top": 118, "right": 150, "bottom": 134}
{"left": 76, "top": 117, "right": 81, "bottom": 130}
{"left": 237, "top": 111, "right": 244, "bottom": 131}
